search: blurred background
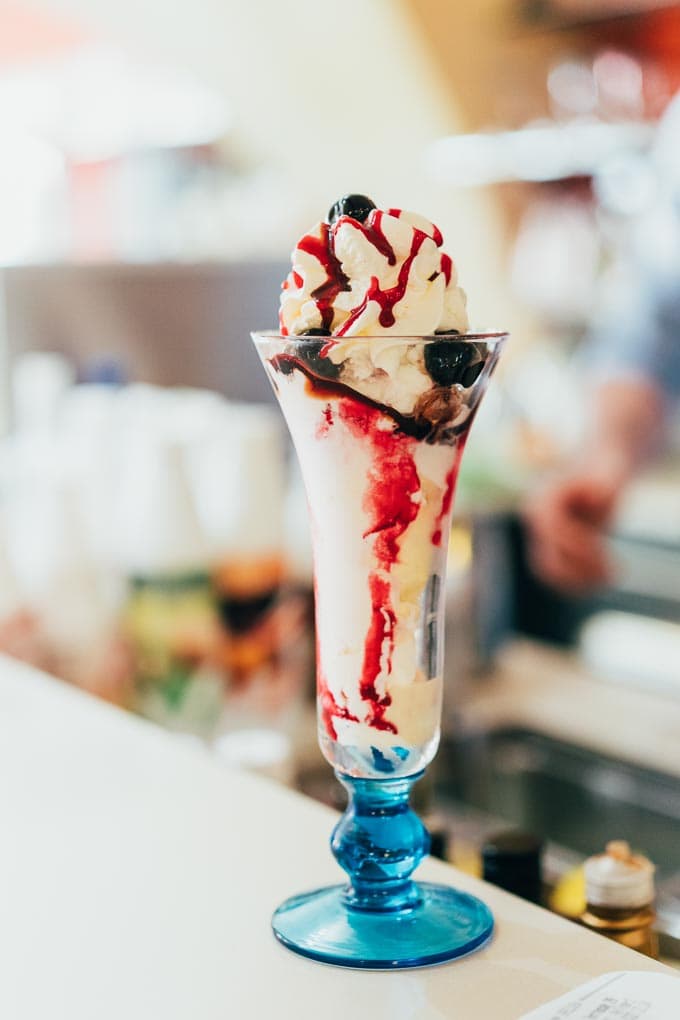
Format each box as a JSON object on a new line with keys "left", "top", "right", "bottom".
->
{"left": 2, "top": 0, "right": 680, "bottom": 943}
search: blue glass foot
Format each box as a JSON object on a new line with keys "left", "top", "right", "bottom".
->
{"left": 272, "top": 881, "right": 493, "bottom": 969}
{"left": 272, "top": 770, "right": 494, "bottom": 969}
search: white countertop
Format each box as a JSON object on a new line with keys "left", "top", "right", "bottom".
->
{"left": 0, "top": 655, "right": 671, "bottom": 1020}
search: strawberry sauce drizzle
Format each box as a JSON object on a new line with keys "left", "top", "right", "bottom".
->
{"left": 338, "top": 397, "right": 422, "bottom": 734}
{"left": 440, "top": 253, "right": 453, "bottom": 286}
{"left": 298, "top": 223, "right": 350, "bottom": 332}
{"left": 360, "top": 575, "right": 397, "bottom": 733}
{"left": 334, "top": 211, "right": 396, "bottom": 266}
{"left": 318, "top": 674, "right": 360, "bottom": 741}
{"left": 315, "top": 403, "right": 334, "bottom": 438}
{"left": 387, "top": 208, "right": 444, "bottom": 248}
{"left": 336, "top": 229, "right": 429, "bottom": 335}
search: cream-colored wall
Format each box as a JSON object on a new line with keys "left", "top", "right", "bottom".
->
{"left": 28, "top": 0, "right": 517, "bottom": 329}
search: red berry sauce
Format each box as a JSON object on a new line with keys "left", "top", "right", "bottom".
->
{"left": 270, "top": 350, "right": 470, "bottom": 741}
{"left": 318, "top": 671, "right": 360, "bottom": 741}
{"left": 337, "top": 397, "right": 423, "bottom": 734}
{"left": 336, "top": 229, "right": 429, "bottom": 335}
{"left": 315, "top": 402, "right": 334, "bottom": 439}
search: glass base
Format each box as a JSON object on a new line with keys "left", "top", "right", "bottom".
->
{"left": 272, "top": 881, "right": 494, "bottom": 969}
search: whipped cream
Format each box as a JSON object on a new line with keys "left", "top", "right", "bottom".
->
{"left": 279, "top": 199, "right": 474, "bottom": 419}
{"left": 280, "top": 206, "right": 469, "bottom": 338}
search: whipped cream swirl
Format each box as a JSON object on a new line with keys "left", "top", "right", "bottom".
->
{"left": 279, "top": 206, "right": 469, "bottom": 338}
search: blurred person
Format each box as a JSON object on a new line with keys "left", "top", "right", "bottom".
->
{"left": 526, "top": 96, "right": 680, "bottom": 593}
{"left": 525, "top": 376, "right": 668, "bottom": 592}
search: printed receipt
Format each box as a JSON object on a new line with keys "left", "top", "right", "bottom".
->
{"left": 520, "top": 971, "right": 680, "bottom": 1020}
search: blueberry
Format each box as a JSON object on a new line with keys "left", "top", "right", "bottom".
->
{"left": 424, "top": 340, "right": 485, "bottom": 388}
{"left": 328, "top": 194, "right": 376, "bottom": 225}
{"left": 300, "top": 328, "right": 332, "bottom": 337}
{"left": 434, "top": 328, "right": 461, "bottom": 335}
{"left": 296, "top": 336, "right": 340, "bottom": 380}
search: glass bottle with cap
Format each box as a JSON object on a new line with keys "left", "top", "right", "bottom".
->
{"left": 481, "top": 831, "right": 544, "bottom": 905}
{"left": 579, "top": 840, "right": 658, "bottom": 959}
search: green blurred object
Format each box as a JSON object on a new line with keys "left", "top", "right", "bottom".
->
{"left": 124, "top": 572, "right": 223, "bottom": 736}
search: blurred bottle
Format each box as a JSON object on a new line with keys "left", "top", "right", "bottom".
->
{"left": 36, "top": 480, "right": 121, "bottom": 688}
{"left": 482, "top": 831, "right": 544, "bottom": 906}
{"left": 115, "top": 431, "right": 222, "bottom": 734}
{"left": 12, "top": 352, "right": 75, "bottom": 436}
{"left": 2, "top": 355, "right": 126, "bottom": 691}
{"left": 193, "top": 405, "right": 305, "bottom": 725}
{"left": 579, "top": 840, "right": 658, "bottom": 959}
{"left": 2, "top": 457, "right": 123, "bottom": 695}
{"left": 208, "top": 407, "right": 286, "bottom": 685}
{"left": 58, "top": 383, "right": 122, "bottom": 580}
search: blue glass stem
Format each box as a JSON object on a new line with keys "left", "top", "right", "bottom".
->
{"left": 331, "top": 771, "right": 429, "bottom": 913}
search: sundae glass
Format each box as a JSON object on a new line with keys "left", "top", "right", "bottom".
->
{"left": 253, "top": 196, "right": 507, "bottom": 969}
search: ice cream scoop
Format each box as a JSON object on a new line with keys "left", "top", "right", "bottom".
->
{"left": 278, "top": 195, "right": 483, "bottom": 418}
{"left": 279, "top": 194, "right": 469, "bottom": 338}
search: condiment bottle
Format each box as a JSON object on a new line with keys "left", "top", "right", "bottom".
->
{"left": 115, "top": 433, "right": 220, "bottom": 731}
{"left": 580, "top": 840, "right": 658, "bottom": 959}
{"left": 481, "top": 831, "right": 544, "bottom": 905}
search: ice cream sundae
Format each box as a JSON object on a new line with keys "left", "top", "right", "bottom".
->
{"left": 254, "top": 194, "right": 505, "bottom": 777}
{"left": 254, "top": 196, "right": 506, "bottom": 968}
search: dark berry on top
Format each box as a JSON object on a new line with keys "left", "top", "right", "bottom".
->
{"left": 300, "top": 328, "right": 332, "bottom": 337}
{"left": 424, "top": 340, "right": 485, "bottom": 388}
{"left": 295, "top": 338, "right": 340, "bottom": 380}
{"left": 328, "top": 194, "right": 376, "bottom": 225}
{"left": 434, "top": 328, "right": 461, "bottom": 335}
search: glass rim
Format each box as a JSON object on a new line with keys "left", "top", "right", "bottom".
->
{"left": 252, "top": 330, "right": 509, "bottom": 344}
